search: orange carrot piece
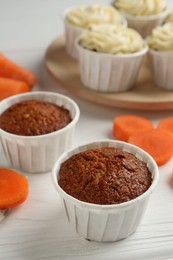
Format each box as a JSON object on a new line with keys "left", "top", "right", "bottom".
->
{"left": 0, "top": 53, "right": 36, "bottom": 88}
{"left": 0, "top": 77, "right": 30, "bottom": 101}
{"left": 0, "top": 168, "right": 28, "bottom": 209}
{"left": 128, "top": 128, "right": 173, "bottom": 166}
{"left": 113, "top": 115, "right": 153, "bottom": 142}
{"left": 157, "top": 117, "right": 173, "bottom": 135}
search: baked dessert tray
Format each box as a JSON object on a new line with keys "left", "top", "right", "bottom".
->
{"left": 45, "top": 35, "right": 173, "bottom": 111}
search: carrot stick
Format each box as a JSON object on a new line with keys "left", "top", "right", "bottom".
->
{"left": 113, "top": 115, "right": 153, "bottom": 142}
{"left": 0, "top": 53, "right": 36, "bottom": 89}
{"left": 128, "top": 128, "right": 173, "bottom": 166}
{"left": 0, "top": 168, "right": 28, "bottom": 209}
{"left": 0, "top": 77, "right": 30, "bottom": 101}
{"left": 157, "top": 117, "right": 173, "bottom": 135}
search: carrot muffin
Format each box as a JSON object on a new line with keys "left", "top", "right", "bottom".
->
{"left": 147, "top": 22, "right": 173, "bottom": 51}
{"left": 66, "top": 4, "right": 126, "bottom": 29}
{"left": 147, "top": 23, "right": 173, "bottom": 89}
{"left": 76, "top": 25, "right": 147, "bottom": 92}
{"left": 0, "top": 100, "right": 72, "bottom": 136}
{"left": 78, "top": 24, "right": 145, "bottom": 54}
{"left": 114, "top": 0, "right": 168, "bottom": 16}
{"left": 64, "top": 4, "right": 127, "bottom": 59}
{"left": 112, "top": 0, "right": 170, "bottom": 37}
{"left": 58, "top": 147, "right": 152, "bottom": 205}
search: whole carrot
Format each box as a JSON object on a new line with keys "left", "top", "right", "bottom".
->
{"left": 0, "top": 53, "right": 36, "bottom": 89}
{"left": 0, "top": 77, "right": 30, "bottom": 101}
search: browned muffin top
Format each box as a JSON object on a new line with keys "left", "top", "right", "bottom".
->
{"left": 58, "top": 147, "right": 152, "bottom": 205}
{"left": 0, "top": 100, "right": 72, "bottom": 136}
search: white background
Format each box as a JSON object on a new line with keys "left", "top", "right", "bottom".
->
{"left": 0, "top": 0, "right": 173, "bottom": 259}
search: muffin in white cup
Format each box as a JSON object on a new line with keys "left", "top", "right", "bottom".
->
{"left": 64, "top": 4, "right": 127, "bottom": 59}
{"left": 52, "top": 140, "right": 159, "bottom": 242}
{"left": 76, "top": 24, "right": 148, "bottom": 93}
{"left": 0, "top": 91, "right": 80, "bottom": 173}
{"left": 112, "top": 0, "right": 170, "bottom": 38}
{"left": 147, "top": 22, "right": 173, "bottom": 90}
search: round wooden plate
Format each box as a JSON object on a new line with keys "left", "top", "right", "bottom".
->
{"left": 45, "top": 35, "right": 173, "bottom": 110}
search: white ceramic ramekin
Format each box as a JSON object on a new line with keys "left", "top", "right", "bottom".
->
{"left": 63, "top": 7, "right": 127, "bottom": 60}
{"left": 52, "top": 140, "right": 159, "bottom": 242}
{"left": 0, "top": 91, "right": 80, "bottom": 173}
{"left": 76, "top": 40, "right": 148, "bottom": 93}
{"left": 117, "top": 6, "right": 170, "bottom": 38}
{"left": 148, "top": 49, "right": 173, "bottom": 90}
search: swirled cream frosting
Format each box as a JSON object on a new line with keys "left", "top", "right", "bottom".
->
{"left": 114, "top": 0, "right": 167, "bottom": 16}
{"left": 66, "top": 4, "right": 125, "bottom": 28}
{"left": 78, "top": 25, "right": 146, "bottom": 54}
{"left": 165, "top": 11, "right": 173, "bottom": 23}
{"left": 147, "top": 23, "right": 173, "bottom": 51}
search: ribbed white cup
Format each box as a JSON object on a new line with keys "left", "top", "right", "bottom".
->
{"left": 63, "top": 6, "right": 127, "bottom": 60}
{"left": 148, "top": 49, "right": 173, "bottom": 90}
{"left": 52, "top": 140, "right": 159, "bottom": 242}
{"left": 76, "top": 41, "right": 148, "bottom": 93}
{"left": 111, "top": 3, "right": 170, "bottom": 38}
{"left": 0, "top": 92, "right": 80, "bottom": 173}
{"left": 64, "top": 17, "right": 83, "bottom": 60}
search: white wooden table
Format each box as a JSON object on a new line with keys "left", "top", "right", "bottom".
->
{"left": 0, "top": 0, "right": 173, "bottom": 259}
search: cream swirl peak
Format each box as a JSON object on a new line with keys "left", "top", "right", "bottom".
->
{"left": 78, "top": 25, "right": 146, "bottom": 54}
{"left": 114, "top": 0, "right": 168, "bottom": 16}
{"left": 66, "top": 4, "right": 125, "bottom": 28}
{"left": 147, "top": 23, "right": 173, "bottom": 51}
{"left": 165, "top": 11, "right": 173, "bottom": 23}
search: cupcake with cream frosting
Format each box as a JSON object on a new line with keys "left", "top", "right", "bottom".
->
{"left": 76, "top": 25, "right": 148, "bottom": 92}
{"left": 147, "top": 22, "right": 173, "bottom": 90}
{"left": 113, "top": 0, "right": 170, "bottom": 38}
{"left": 64, "top": 4, "right": 127, "bottom": 59}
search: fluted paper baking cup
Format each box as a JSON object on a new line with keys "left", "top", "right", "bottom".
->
{"left": 148, "top": 49, "right": 173, "bottom": 90}
{"left": 52, "top": 140, "right": 159, "bottom": 242}
{"left": 64, "top": 17, "right": 83, "bottom": 59}
{"left": 119, "top": 6, "right": 170, "bottom": 38}
{"left": 63, "top": 7, "right": 127, "bottom": 60}
{"left": 0, "top": 92, "right": 80, "bottom": 173}
{"left": 76, "top": 42, "right": 148, "bottom": 93}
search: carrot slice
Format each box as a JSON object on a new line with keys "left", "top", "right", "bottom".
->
{"left": 128, "top": 128, "right": 173, "bottom": 166}
{"left": 113, "top": 115, "right": 153, "bottom": 142}
{"left": 0, "top": 77, "right": 30, "bottom": 101}
{"left": 0, "top": 53, "right": 36, "bottom": 88}
{"left": 157, "top": 117, "right": 173, "bottom": 135}
{"left": 0, "top": 168, "right": 28, "bottom": 209}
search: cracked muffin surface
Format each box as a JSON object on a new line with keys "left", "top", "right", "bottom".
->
{"left": 58, "top": 147, "right": 152, "bottom": 205}
{"left": 0, "top": 100, "right": 72, "bottom": 136}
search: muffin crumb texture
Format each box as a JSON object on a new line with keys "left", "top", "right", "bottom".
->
{"left": 58, "top": 147, "right": 152, "bottom": 205}
{"left": 0, "top": 100, "right": 72, "bottom": 136}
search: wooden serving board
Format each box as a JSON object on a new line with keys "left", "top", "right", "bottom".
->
{"left": 45, "top": 35, "right": 173, "bottom": 110}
